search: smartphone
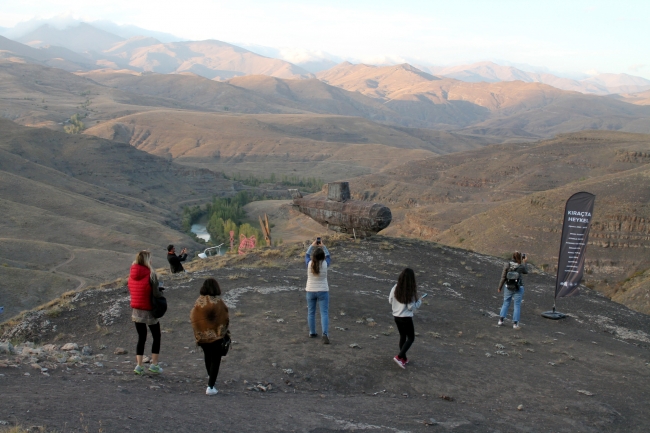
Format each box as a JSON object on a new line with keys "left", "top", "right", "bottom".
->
{"left": 316, "top": 237, "right": 321, "bottom": 245}
{"left": 522, "top": 253, "right": 527, "bottom": 259}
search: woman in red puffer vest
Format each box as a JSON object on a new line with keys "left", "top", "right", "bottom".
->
{"left": 128, "top": 250, "right": 163, "bottom": 375}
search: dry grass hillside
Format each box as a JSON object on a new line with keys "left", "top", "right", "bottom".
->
{"left": 0, "top": 118, "right": 234, "bottom": 318}
{"left": 83, "top": 110, "right": 482, "bottom": 181}
{"left": 0, "top": 61, "right": 207, "bottom": 129}
{"left": 77, "top": 69, "right": 302, "bottom": 115}
{"left": 436, "top": 164, "right": 650, "bottom": 305}
{"left": 228, "top": 75, "right": 410, "bottom": 124}
{"left": 79, "top": 70, "right": 412, "bottom": 125}
{"left": 344, "top": 131, "right": 650, "bottom": 312}
{"left": 318, "top": 63, "right": 650, "bottom": 135}
{"left": 610, "top": 89, "right": 650, "bottom": 106}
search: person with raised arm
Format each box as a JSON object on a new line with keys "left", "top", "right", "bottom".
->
{"left": 497, "top": 251, "right": 529, "bottom": 330}
{"left": 167, "top": 244, "right": 188, "bottom": 274}
{"left": 305, "top": 237, "right": 331, "bottom": 344}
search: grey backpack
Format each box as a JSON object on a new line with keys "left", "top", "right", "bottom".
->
{"left": 505, "top": 262, "right": 521, "bottom": 291}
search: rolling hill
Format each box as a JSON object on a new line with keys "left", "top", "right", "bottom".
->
{"left": 0, "top": 118, "right": 234, "bottom": 318}
{"left": 83, "top": 110, "right": 445, "bottom": 181}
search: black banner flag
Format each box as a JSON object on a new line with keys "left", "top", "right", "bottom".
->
{"left": 555, "top": 192, "right": 596, "bottom": 298}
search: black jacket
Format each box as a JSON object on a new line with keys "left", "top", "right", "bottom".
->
{"left": 167, "top": 252, "right": 188, "bottom": 273}
{"left": 497, "top": 261, "right": 528, "bottom": 291}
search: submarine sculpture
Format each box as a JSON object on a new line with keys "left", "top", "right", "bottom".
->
{"left": 289, "top": 182, "right": 392, "bottom": 237}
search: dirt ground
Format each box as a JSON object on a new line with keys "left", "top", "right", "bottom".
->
{"left": 1, "top": 236, "right": 649, "bottom": 432}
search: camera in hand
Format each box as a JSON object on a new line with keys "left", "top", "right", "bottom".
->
{"left": 316, "top": 237, "right": 321, "bottom": 245}
{"left": 522, "top": 253, "right": 527, "bottom": 259}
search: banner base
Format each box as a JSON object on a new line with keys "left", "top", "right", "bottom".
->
{"left": 542, "top": 307, "right": 566, "bottom": 320}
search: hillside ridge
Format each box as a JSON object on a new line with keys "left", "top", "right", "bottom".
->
{"left": 1, "top": 236, "right": 649, "bottom": 431}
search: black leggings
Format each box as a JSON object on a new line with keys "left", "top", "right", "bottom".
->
{"left": 199, "top": 341, "right": 223, "bottom": 388}
{"left": 394, "top": 316, "right": 415, "bottom": 360}
{"left": 135, "top": 322, "right": 161, "bottom": 356}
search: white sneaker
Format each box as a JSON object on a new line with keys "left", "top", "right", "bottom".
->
{"left": 497, "top": 319, "right": 504, "bottom": 326}
{"left": 513, "top": 323, "right": 521, "bottom": 330}
{"left": 206, "top": 386, "right": 218, "bottom": 396}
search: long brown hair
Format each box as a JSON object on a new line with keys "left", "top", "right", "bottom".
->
{"left": 311, "top": 247, "right": 326, "bottom": 275}
{"left": 394, "top": 268, "right": 418, "bottom": 304}
{"left": 200, "top": 278, "right": 221, "bottom": 296}
{"left": 512, "top": 251, "right": 522, "bottom": 264}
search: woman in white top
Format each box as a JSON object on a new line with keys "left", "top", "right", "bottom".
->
{"left": 389, "top": 268, "right": 422, "bottom": 369}
{"left": 305, "top": 238, "right": 331, "bottom": 344}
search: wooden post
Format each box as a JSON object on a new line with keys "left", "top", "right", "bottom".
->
{"left": 259, "top": 213, "right": 272, "bottom": 246}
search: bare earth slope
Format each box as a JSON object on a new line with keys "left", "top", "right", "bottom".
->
{"left": 1, "top": 237, "right": 649, "bottom": 432}
{"left": 0, "top": 119, "right": 233, "bottom": 317}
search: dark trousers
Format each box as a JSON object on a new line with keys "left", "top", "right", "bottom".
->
{"left": 394, "top": 316, "right": 415, "bottom": 360}
{"left": 199, "top": 341, "right": 223, "bottom": 388}
{"left": 135, "top": 322, "right": 161, "bottom": 356}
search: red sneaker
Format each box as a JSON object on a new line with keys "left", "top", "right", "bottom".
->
{"left": 393, "top": 356, "right": 406, "bottom": 369}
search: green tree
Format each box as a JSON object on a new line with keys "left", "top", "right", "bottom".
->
{"left": 64, "top": 113, "right": 85, "bottom": 134}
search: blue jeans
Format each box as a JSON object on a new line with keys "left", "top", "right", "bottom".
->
{"left": 306, "top": 291, "right": 329, "bottom": 336}
{"left": 499, "top": 286, "right": 524, "bottom": 323}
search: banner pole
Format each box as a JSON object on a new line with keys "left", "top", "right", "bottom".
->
{"left": 543, "top": 215, "right": 567, "bottom": 320}
{"left": 541, "top": 192, "right": 594, "bottom": 320}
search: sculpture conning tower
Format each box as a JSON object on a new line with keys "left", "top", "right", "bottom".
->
{"left": 289, "top": 182, "right": 392, "bottom": 237}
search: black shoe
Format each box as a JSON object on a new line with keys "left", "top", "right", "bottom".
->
{"left": 309, "top": 333, "right": 318, "bottom": 338}
{"left": 322, "top": 335, "right": 330, "bottom": 345}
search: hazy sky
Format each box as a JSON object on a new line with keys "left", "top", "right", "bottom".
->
{"left": 2, "top": 0, "right": 649, "bottom": 78}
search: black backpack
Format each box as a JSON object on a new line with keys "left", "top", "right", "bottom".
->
{"left": 151, "top": 291, "right": 167, "bottom": 319}
{"left": 505, "top": 262, "right": 521, "bottom": 291}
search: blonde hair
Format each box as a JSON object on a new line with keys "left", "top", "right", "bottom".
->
{"left": 133, "top": 250, "right": 156, "bottom": 280}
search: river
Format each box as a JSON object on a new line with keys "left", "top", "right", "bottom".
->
{"left": 191, "top": 223, "right": 211, "bottom": 242}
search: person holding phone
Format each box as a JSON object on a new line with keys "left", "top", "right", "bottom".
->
{"left": 389, "top": 268, "right": 422, "bottom": 369}
{"left": 167, "top": 244, "right": 188, "bottom": 274}
{"left": 496, "top": 251, "right": 529, "bottom": 329}
{"left": 305, "top": 237, "right": 331, "bottom": 344}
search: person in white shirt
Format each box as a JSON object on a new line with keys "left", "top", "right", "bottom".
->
{"left": 305, "top": 238, "right": 331, "bottom": 344}
{"left": 389, "top": 268, "right": 422, "bottom": 369}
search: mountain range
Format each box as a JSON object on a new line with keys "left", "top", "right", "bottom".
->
{"left": 2, "top": 21, "right": 650, "bottom": 96}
